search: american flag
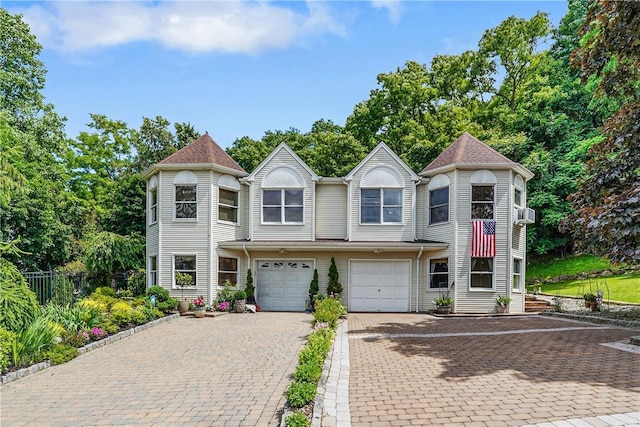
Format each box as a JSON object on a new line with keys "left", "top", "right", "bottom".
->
{"left": 472, "top": 220, "right": 496, "bottom": 257}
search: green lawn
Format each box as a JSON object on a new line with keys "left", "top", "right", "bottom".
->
{"left": 526, "top": 254, "right": 613, "bottom": 281}
{"left": 525, "top": 274, "right": 640, "bottom": 303}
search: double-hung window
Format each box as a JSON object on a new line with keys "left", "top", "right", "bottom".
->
{"left": 148, "top": 175, "right": 158, "bottom": 225}
{"left": 428, "top": 174, "right": 450, "bottom": 225}
{"left": 470, "top": 257, "right": 493, "bottom": 289}
{"left": 513, "top": 258, "right": 522, "bottom": 290}
{"left": 361, "top": 189, "right": 402, "bottom": 224}
{"left": 148, "top": 256, "right": 157, "bottom": 287}
{"left": 219, "top": 189, "right": 238, "bottom": 223}
{"left": 173, "top": 171, "right": 199, "bottom": 220}
{"left": 471, "top": 186, "right": 494, "bottom": 220}
{"left": 218, "top": 257, "right": 238, "bottom": 285}
{"left": 429, "top": 259, "right": 449, "bottom": 289}
{"left": 263, "top": 189, "right": 303, "bottom": 223}
{"left": 174, "top": 255, "right": 196, "bottom": 287}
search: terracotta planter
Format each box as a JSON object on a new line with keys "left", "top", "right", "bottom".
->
{"left": 178, "top": 300, "right": 189, "bottom": 315}
{"left": 584, "top": 300, "right": 591, "bottom": 308}
{"left": 590, "top": 301, "right": 598, "bottom": 311}
{"left": 193, "top": 308, "right": 205, "bottom": 318}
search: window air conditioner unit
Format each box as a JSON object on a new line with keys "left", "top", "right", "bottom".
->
{"left": 516, "top": 207, "right": 535, "bottom": 225}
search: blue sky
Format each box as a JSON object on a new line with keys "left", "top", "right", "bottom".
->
{"left": 7, "top": 1, "right": 568, "bottom": 149}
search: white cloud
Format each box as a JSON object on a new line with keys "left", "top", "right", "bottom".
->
{"left": 17, "top": 1, "right": 346, "bottom": 54}
{"left": 370, "top": 0, "right": 402, "bottom": 24}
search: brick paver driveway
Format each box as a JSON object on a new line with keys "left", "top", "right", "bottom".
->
{"left": 347, "top": 314, "right": 640, "bottom": 426}
{"left": 0, "top": 313, "right": 311, "bottom": 426}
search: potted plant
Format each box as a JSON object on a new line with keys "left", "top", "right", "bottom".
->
{"left": 192, "top": 295, "right": 206, "bottom": 318}
{"left": 327, "top": 257, "right": 343, "bottom": 298}
{"left": 583, "top": 293, "right": 596, "bottom": 308}
{"left": 309, "top": 269, "right": 319, "bottom": 311}
{"left": 175, "top": 272, "right": 194, "bottom": 315}
{"left": 434, "top": 296, "right": 453, "bottom": 314}
{"left": 495, "top": 295, "right": 511, "bottom": 313}
{"left": 234, "top": 290, "right": 247, "bottom": 313}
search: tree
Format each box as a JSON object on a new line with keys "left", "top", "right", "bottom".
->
{"left": 83, "top": 231, "right": 144, "bottom": 288}
{"left": 327, "top": 257, "right": 342, "bottom": 296}
{"left": 133, "top": 116, "right": 198, "bottom": 173}
{"left": 565, "top": 0, "right": 640, "bottom": 263}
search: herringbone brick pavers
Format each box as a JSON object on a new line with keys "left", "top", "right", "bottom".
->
{"left": 347, "top": 314, "right": 640, "bottom": 427}
{"left": 0, "top": 312, "right": 311, "bottom": 426}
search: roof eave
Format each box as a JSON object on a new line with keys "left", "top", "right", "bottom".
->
{"left": 218, "top": 240, "right": 448, "bottom": 252}
{"left": 142, "top": 163, "right": 249, "bottom": 179}
{"left": 420, "top": 163, "right": 534, "bottom": 180}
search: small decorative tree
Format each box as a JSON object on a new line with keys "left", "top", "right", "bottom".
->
{"left": 245, "top": 268, "right": 255, "bottom": 304}
{"left": 175, "top": 272, "right": 193, "bottom": 314}
{"left": 327, "top": 257, "right": 342, "bottom": 297}
{"left": 309, "top": 269, "right": 319, "bottom": 310}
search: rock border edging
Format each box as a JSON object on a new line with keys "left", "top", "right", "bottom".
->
{"left": 540, "top": 311, "right": 640, "bottom": 329}
{"left": 1, "top": 313, "right": 179, "bottom": 385}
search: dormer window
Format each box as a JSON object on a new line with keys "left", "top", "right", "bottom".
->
{"left": 261, "top": 166, "right": 305, "bottom": 224}
{"left": 360, "top": 166, "right": 404, "bottom": 225}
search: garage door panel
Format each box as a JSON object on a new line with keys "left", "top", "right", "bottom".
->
{"left": 257, "top": 260, "right": 314, "bottom": 312}
{"left": 350, "top": 260, "right": 410, "bottom": 312}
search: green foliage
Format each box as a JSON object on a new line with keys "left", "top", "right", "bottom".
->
{"left": 313, "top": 297, "right": 345, "bottom": 329}
{"left": 245, "top": 269, "right": 254, "bottom": 299}
{"left": 495, "top": 295, "right": 512, "bottom": 306}
{"left": 0, "top": 258, "right": 39, "bottom": 332}
{"left": 0, "top": 327, "right": 16, "bottom": 372}
{"left": 94, "top": 286, "right": 117, "bottom": 298}
{"left": 43, "top": 343, "right": 78, "bottom": 365}
{"left": 41, "top": 303, "right": 102, "bottom": 332}
{"left": 285, "top": 411, "right": 311, "bottom": 427}
{"left": 326, "top": 257, "right": 342, "bottom": 296}
{"left": 526, "top": 254, "right": 613, "bottom": 281}
{"left": 309, "top": 269, "right": 319, "bottom": 296}
{"left": 10, "top": 316, "right": 63, "bottom": 366}
{"left": 110, "top": 301, "right": 135, "bottom": 326}
{"left": 146, "top": 285, "right": 170, "bottom": 302}
{"left": 83, "top": 232, "right": 144, "bottom": 287}
{"left": 216, "top": 280, "right": 239, "bottom": 304}
{"left": 294, "top": 362, "right": 322, "bottom": 383}
{"left": 286, "top": 381, "right": 317, "bottom": 409}
{"left": 527, "top": 274, "right": 640, "bottom": 303}
{"left": 126, "top": 268, "right": 146, "bottom": 296}
{"left": 234, "top": 290, "right": 246, "bottom": 300}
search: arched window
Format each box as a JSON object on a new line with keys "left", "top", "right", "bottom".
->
{"left": 514, "top": 174, "right": 525, "bottom": 208}
{"left": 428, "top": 174, "right": 450, "bottom": 225}
{"left": 470, "top": 170, "right": 496, "bottom": 220}
{"left": 261, "top": 167, "right": 304, "bottom": 224}
{"left": 360, "top": 166, "right": 404, "bottom": 224}
{"left": 173, "top": 171, "right": 198, "bottom": 220}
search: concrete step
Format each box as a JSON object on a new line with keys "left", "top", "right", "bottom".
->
{"left": 525, "top": 296, "right": 553, "bottom": 313}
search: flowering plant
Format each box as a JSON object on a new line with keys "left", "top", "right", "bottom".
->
{"left": 217, "top": 301, "right": 230, "bottom": 312}
{"left": 192, "top": 295, "right": 205, "bottom": 309}
{"left": 90, "top": 327, "right": 105, "bottom": 339}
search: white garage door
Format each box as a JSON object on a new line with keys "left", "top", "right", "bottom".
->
{"left": 256, "top": 260, "right": 314, "bottom": 311}
{"left": 349, "top": 260, "right": 411, "bottom": 312}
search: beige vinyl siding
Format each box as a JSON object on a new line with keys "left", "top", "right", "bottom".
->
{"left": 250, "top": 150, "right": 314, "bottom": 241}
{"left": 159, "top": 170, "right": 210, "bottom": 301}
{"left": 211, "top": 172, "right": 246, "bottom": 242}
{"left": 316, "top": 184, "right": 347, "bottom": 239}
{"left": 510, "top": 171, "right": 528, "bottom": 311}
{"left": 415, "top": 183, "right": 427, "bottom": 240}
{"left": 424, "top": 171, "right": 455, "bottom": 243}
{"left": 453, "top": 169, "right": 515, "bottom": 314}
{"left": 349, "top": 150, "right": 415, "bottom": 242}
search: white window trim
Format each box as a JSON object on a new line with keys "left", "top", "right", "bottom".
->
{"left": 471, "top": 184, "right": 496, "bottom": 221}
{"left": 469, "top": 257, "right": 495, "bottom": 291}
{"left": 174, "top": 184, "right": 198, "bottom": 222}
{"left": 513, "top": 257, "right": 523, "bottom": 292}
{"left": 427, "top": 257, "right": 449, "bottom": 290}
{"left": 218, "top": 256, "right": 240, "bottom": 287}
{"left": 218, "top": 187, "right": 239, "bottom": 226}
{"left": 261, "top": 188, "right": 305, "bottom": 225}
{"left": 147, "top": 255, "right": 157, "bottom": 288}
{"left": 359, "top": 188, "right": 404, "bottom": 225}
{"left": 172, "top": 254, "right": 197, "bottom": 289}
{"left": 148, "top": 187, "right": 158, "bottom": 225}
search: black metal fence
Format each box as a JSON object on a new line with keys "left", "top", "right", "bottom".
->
{"left": 22, "top": 271, "right": 87, "bottom": 306}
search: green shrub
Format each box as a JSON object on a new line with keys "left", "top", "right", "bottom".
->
{"left": 156, "top": 297, "right": 178, "bottom": 313}
{"left": 44, "top": 344, "right": 79, "bottom": 365}
{"left": 41, "top": 304, "right": 103, "bottom": 332}
{"left": 94, "top": 286, "right": 117, "bottom": 298}
{"left": 126, "top": 268, "right": 146, "bottom": 296}
{"left": 100, "top": 319, "right": 120, "bottom": 335}
{"left": 294, "top": 362, "right": 322, "bottom": 383}
{"left": 0, "top": 327, "right": 16, "bottom": 372}
{"left": 307, "top": 328, "right": 334, "bottom": 355}
{"left": 11, "top": 317, "right": 63, "bottom": 366}
{"left": 285, "top": 411, "right": 310, "bottom": 427}
{"left": 0, "top": 258, "right": 39, "bottom": 333}
{"left": 50, "top": 275, "right": 75, "bottom": 306}
{"left": 313, "top": 298, "right": 345, "bottom": 329}
{"left": 62, "top": 330, "right": 88, "bottom": 347}
{"left": 146, "top": 285, "right": 170, "bottom": 302}
{"left": 131, "top": 306, "right": 148, "bottom": 325}
{"left": 110, "top": 301, "right": 134, "bottom": 325}
{"left": 327, "top": 256, "right": 343, "bottom": 295}
{"left": 286, "top": 381, "right": 317, "bottom": 408}
{"left": 234, "top": 290, "right": 246, "bottom": 300}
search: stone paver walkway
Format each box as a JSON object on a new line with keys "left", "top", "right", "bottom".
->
{"left": 320, "top": 314, "right": 640, "bottom": 427}
{"left": 0, "top": 312, "right": 311, "bottom": 426}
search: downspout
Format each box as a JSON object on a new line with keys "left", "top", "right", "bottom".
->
{"left": 416, "top": 245, "right": 424, "bottom": 313}
{"left": 344, "top": 179, "right": 351, "bottom": 241}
